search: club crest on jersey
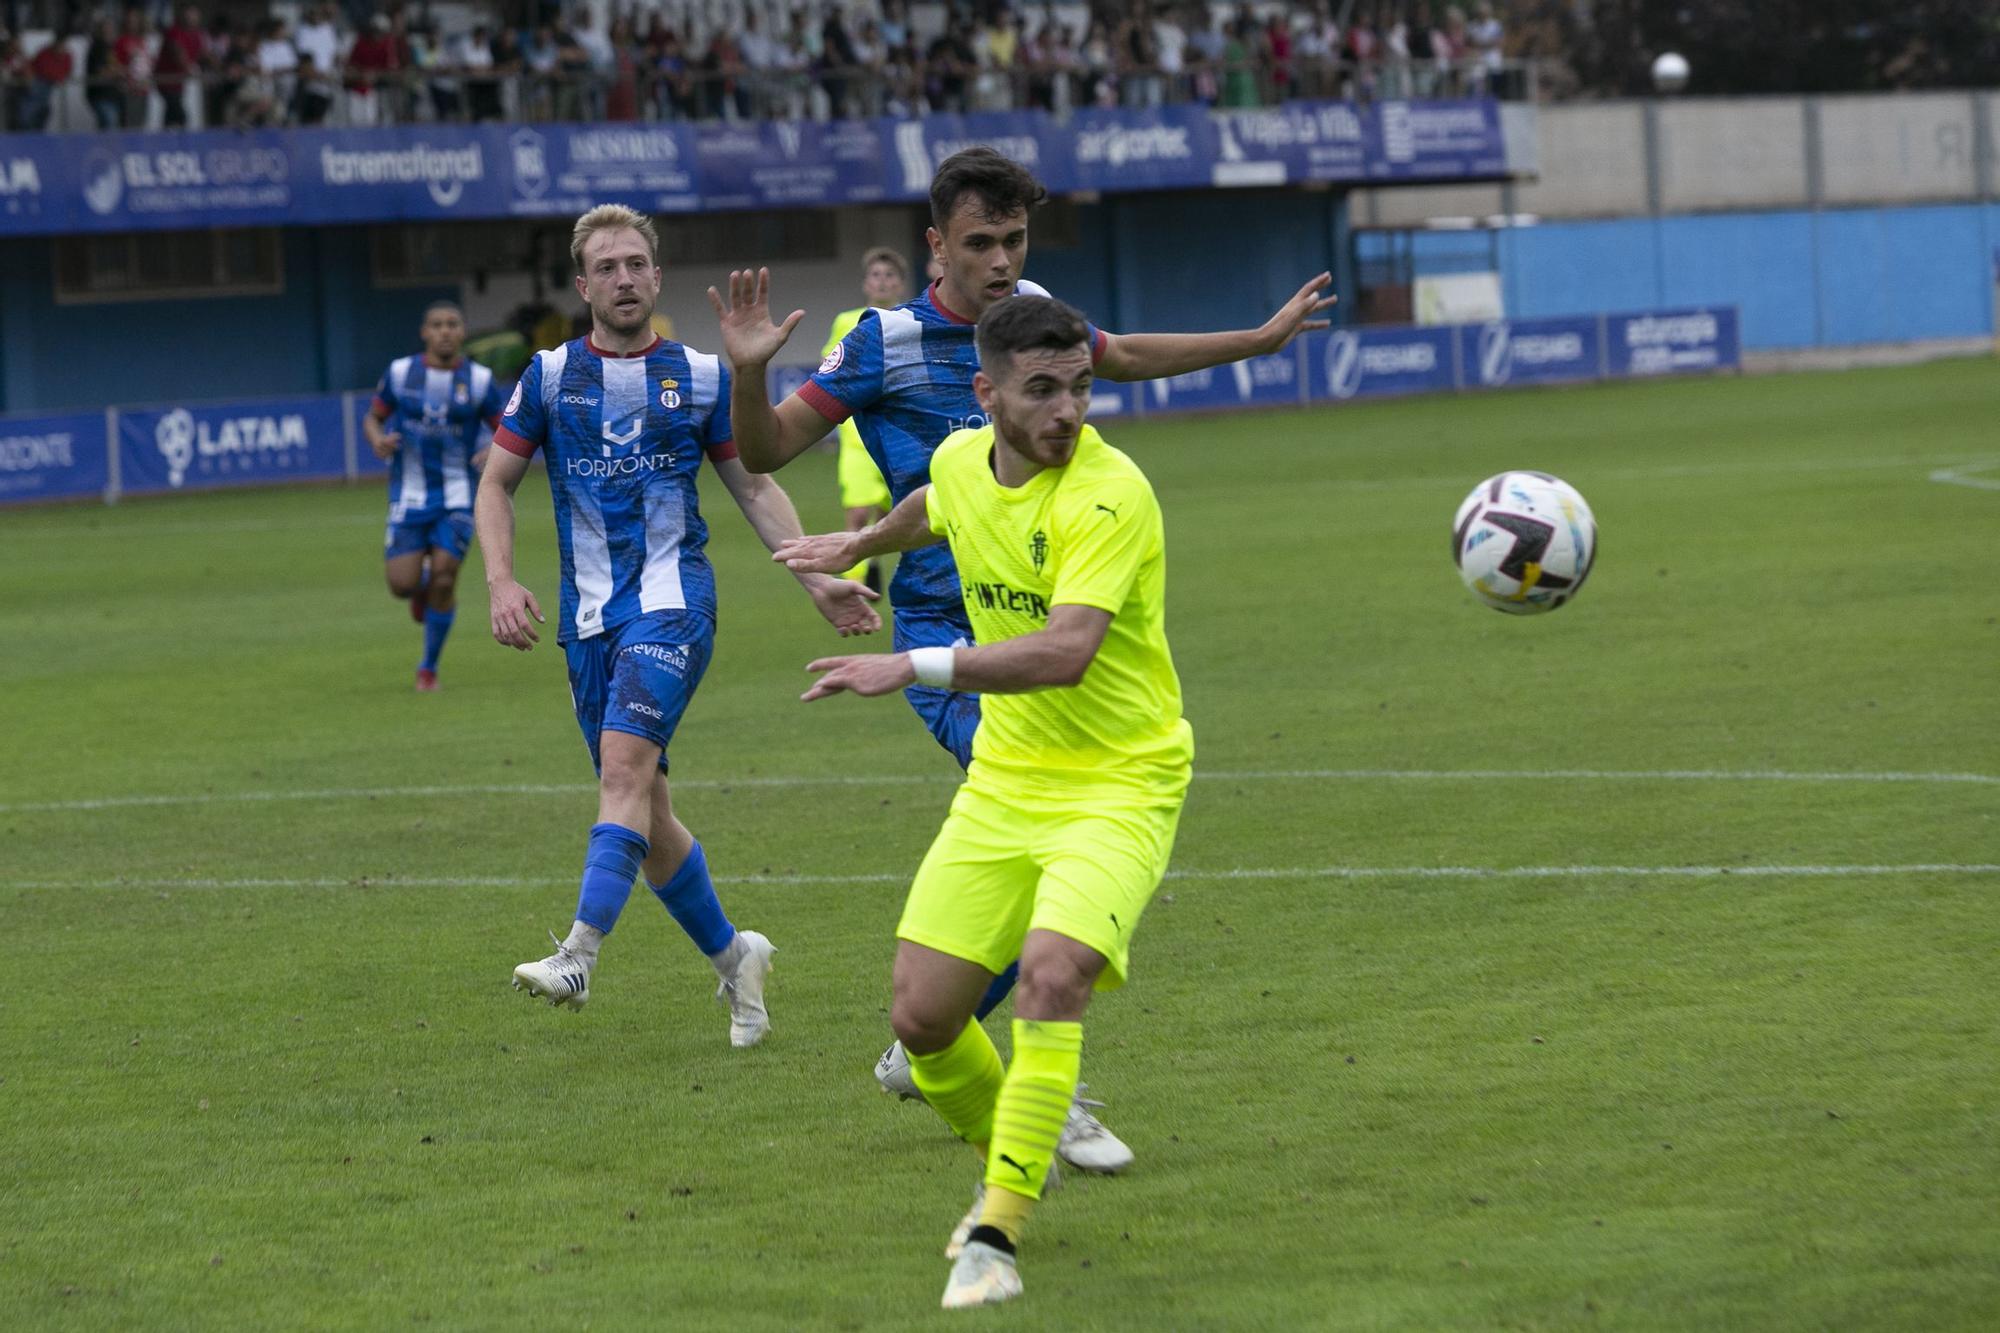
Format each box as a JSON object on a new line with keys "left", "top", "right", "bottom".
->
{"left": 454, "top": 382, "right": 469, "bottom": 404}
{"left": 818, "top": 344, "right": 843, "bottom": 375}
{"left": 659, "top": 377, "right": 681, "bottom": 410}
{"left": 504, "top": 380, "right": 523, "bottom": 417}
{"left": 1029, "top": 528, "right": 1048, "bottom": 573}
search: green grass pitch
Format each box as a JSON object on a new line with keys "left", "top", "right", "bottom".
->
{"left": 2, "top": 358, "right": 1997, "bottom": 1330}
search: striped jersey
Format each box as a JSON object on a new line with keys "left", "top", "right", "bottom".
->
{"left": 374, "top": 356, "right": 503, "bottom": 521}
{"left": 493, "top": 335, "right": 736, "bottom": 644}
{"left": 799, "top": 279, "right": 1105, "bottom": 615}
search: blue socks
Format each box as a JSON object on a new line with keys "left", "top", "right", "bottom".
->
{"left": 975, "top": 961, "right": 1020, "bottom": 1021}
{"left": 649, "top": 841, "right": 736, "bottom": 956}
{"left": 575, "top": 822, "right": 649, "bottom": 934}
{"left": 421, "top": 607, "right": 456, "bottom": 671}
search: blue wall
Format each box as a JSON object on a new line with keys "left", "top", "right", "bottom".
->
{"left": 0, "top": 229, "right": 455, "bottom": 413}
{"left": 1489, "top": 204, "right": 2000, "bottom": 350}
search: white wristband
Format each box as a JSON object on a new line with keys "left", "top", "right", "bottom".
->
{"left": 908, "top": 647, "right": 955, "bottom": 689}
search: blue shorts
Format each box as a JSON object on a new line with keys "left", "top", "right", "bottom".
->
{"left": 564, "top": 610, "right": 715, "bottom": 775}
{"left": 893, "top": 606, "right": 982, "bottom": 771}
{"left": 385, "top": 510, "right": 474, "bottom": 561}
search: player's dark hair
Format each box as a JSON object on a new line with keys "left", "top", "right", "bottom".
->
{"left": 423, "top": 299, "right": 464, "bottom": 321}
{"left": 975, "top": 295, "right": 1090, "bottom": 380}
{"left": 929, "top": 147, "right": 1048, "bottom": 233}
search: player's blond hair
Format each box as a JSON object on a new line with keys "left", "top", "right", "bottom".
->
{"left": 570, "top": 204, "right": 661, "bottom": 274}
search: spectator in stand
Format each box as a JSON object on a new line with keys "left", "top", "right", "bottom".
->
{"left": 1262, "top": 6, "right": 1292, "bottom": 104}
{"left": 573, "top": 5, "right": 614, "bottom": 119}
{"left": 20, "top": 24, "right": 74, "bottom": 130}
{"left": 879, "top": 0, "right": 908, "bottom": 53}
{"left": 1437, "top": 5, "right": 1468, "bottom": 92}
{"left": 85, "top": 16, "right": 125, "bottom": 128}
{"left": 551, "top": 19, "right": 592, "bottom": 121}
{"left": 522, "top": 23, "right": 557, "bottom": 119}
{"left": 924, "top": 17, "right": 974, "bottom": 113}
{"left": 1345, "top": 3, "right": 1381, "bottom": 99}
{"left": 1018, "top": 14, "right": 1056, "bottom": 112}
{"left": 155, "top": 5, "right": 206, "bottom": 129}
{"left": 296, "top": 50, "right": 337, "bottom": 123}
{"left": 604, "top": 14, "right": 639, "bottom": 121}
{"left": 488, "top": 25, "right": 523, "bottom": 120}
{"left": 1154, "top": 5, "right": 1189, "bottom": 104}
{"left": 205, "top": 17, "right": 247, "bottom": 127}
{"left": 881, "top": 28, "right": 921, "bottom": 117}
{"left": 775, "top": 9, "right": 815, "bottom": 120}
{"left": 1219, "top": 14, "right": 1258, "bottom": 107}
{"left": 1185, "top": 4, "right": 1224, "bottom": 105}
{"left": 294, "top": 4, "right": 340, "bottom": 88}
{"left": 738, "top": 8, "right": 777, "bottom": 118}
{"left": 114, "top": 7, "right": 154, "bottom": 129}
{"left": 254, "top": 17, "right": 298, "bottom": 120}
{"left": 1381, "top": 3, "right": 1410, "bottom": 97}
{"left": 821, "top": 7, "right": 860, "bottom": 119}
{"left": 646, "top": 20, "right": 694, "bottom": 121}
{"left": 1406, "top": 1, "right": 1438, "bottom": 95}
{"left": 971, "top": 3, "right": 1016, "bottom": 111}
{"left": 1293, "top": 3, "right": 1341, "bottom": 97}
{"left": 1466, "top": 1, "right": 1503, "bottom": 94}
{"left": 458, "top": 25, "right": 499, "bottom": 121}
{"left": 1117, "top": 3, "right": 1160, "bottom": 109}
{"left": 1079, "top": 17, "right": 1115, "bottom": 107}
{"left": 699, "top": 27, "right": 748, "bottom": 121}
{"left": 346, "top": 14, "right": 400, "bottom": 126}
{"left": 1, "top": 31, "right": 26, "bottom": 132}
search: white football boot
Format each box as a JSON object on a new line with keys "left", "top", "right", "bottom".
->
{"left": 715, "top": 930, "right": 776, "bottom": 1047}
{"left": 512, "top": 930, "right": 592, "bottom": 1010}
{"left": 874, "top": 1040, "right": 923, "bottom": 1100}
{"left": 1056, "top": 1084, "right": 1134, "bottom": 1173}
{"left": 941, "top": 1240, "right": 1023, "bottom": 1309}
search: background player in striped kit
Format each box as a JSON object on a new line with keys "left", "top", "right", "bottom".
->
{"left": 477, "top": 205, "right": 880, "bottom": 1045}
{"left": 363, "top": 301, "right": 502, "bottom": 692}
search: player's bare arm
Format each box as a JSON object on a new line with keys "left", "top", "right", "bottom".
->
{"left": 363, "top": 401, "right": 401, "bottom": 460}
{"left": 707, "top": 267, "right": 838, "bottom": 473}
{"left": 474, "top": 447, "right": 544, "bottom": 650}
{"left": 712, "top": 453, "right": 882, "bottom": 638}
{"left": 1094, "top": 272, "right": 1337, "bottom": 382}
{"left": 802, "top": 604, "right": 1112, "bottom": 701}
{"left": 773, "top": 483, "right": 943, "bottom": 576}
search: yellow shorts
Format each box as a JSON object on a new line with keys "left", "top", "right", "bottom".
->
{"left": 836, "top": 421, "right": 892, "bottom": 512}
{"left": 897, "top": 776, "right": 1184, "bottom": 989}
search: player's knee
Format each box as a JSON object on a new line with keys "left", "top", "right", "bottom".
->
{"left": 890, "top": 995, "right": 961, "bottom": 1055}
{"left": 430, "top": 565, "right": 458, "bottom": 595}
{"left": 1014, "top": 953, "right": 1093, "bottom": 1021}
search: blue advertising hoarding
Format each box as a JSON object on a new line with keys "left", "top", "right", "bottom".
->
{"left": 1456, "top": 316, "right": 1602, "bottom": 390}
{"left": 0, "top": 98, "right": 1514, "bottom": 238}
{"left": 1142, "top": 351, "right": 1304, "bottom": 413}
{"left": 1307, "top": 325, "right": 1458, "bottom": 401}
{"left": 0, "top": 411, "right": 108, "bottom": 502}
{"left": 1604, "top": 307, "right": 1742, "bottom": 377}
{"left": 117, "top": 396, "right": 349, "bottom": 495}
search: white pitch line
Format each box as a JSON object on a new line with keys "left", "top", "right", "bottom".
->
{"left": 5, "top": 766, "right": 1997, "bottom": 816}
{"left": 1929, "top": 460, "right": 2000, "bottom": 491}
{"left": 5, "top": 864, "right": 1998, "bottom": 892}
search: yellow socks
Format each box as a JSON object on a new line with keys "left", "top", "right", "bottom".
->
{"left": 907, "top": 1019, "right": 1004, "bottom": 1149}
{"left": 979, "top": 1018, "right": 1083, "bottom": 1242}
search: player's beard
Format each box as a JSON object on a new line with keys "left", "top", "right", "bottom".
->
{"left": 595, "top": 293, "right": 654, "bottom": 339}
{"left": 991, "top": 400, "right": 1079, "bottom": 470}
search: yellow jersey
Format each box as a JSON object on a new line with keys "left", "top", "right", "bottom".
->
{"left": 926, "top": 424, "right": 1192, "bottom": 798}
{"left": 824, "top": 306, "right": 865, "bottom": 357}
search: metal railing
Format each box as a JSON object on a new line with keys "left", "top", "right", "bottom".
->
{"left": 0, "top": 56, "right": 1538, "bottom": 133}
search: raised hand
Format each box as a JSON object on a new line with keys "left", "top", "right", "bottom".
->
{"left": 773, "top": 531, "right": 864, "bottom": 577}
{"left": 370, "top": 429, "right": 402, "bottom": 461}
{"left": 1256, "top": 272, "right": 1338, "bottom": 354}
{"left": 705, "top": 267, "right": 806, "bottom": 370}
{"left": 801, "top": 652, "right": 915, "bottom": 701}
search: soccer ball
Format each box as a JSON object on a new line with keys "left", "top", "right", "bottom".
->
{"left": 1451, "top": 472, "right": 1598, "bottom": 615}
{"left": 1651, "top": 52, "right": 1690, "bottom": 93}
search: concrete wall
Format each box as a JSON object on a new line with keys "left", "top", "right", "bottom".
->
{"left": 1355, "top": 90, "right": 2000, "bottom": 223}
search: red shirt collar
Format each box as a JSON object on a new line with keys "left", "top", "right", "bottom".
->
{"left": 929, "top": 279, "right": 978, "bottom": 326}
{"left": 586, "top": 334, "right": 663, "bottom": 359}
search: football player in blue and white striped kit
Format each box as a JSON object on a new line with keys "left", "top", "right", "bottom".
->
{"left": 364, "top": 301, "right": 504, "bottom": 692}
{"left": 476, "top": 205, "right": 881, "bottom": 1046}
{"left": 713, "top": 147, "right": 1334, "bottom": 1163}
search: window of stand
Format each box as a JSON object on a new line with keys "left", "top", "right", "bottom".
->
{"left": 53, "top": 229, "right": 284, "bottom": 303}
{"left": 52, "top": 228, "right": 284, "bottom": 304}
